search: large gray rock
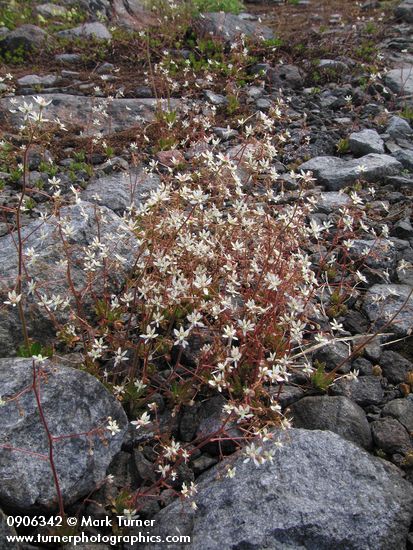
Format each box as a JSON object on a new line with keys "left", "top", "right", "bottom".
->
{"left": 386, "top": 116, "right": 413, "bottom": 140}
{"left": 313, "top": 341, "right": 351, "bottom": 374}
{"left": 316, "top": 191, "right": 351, "bottom": 213}
{"left": 195, "top": 12, "right": 274, "bottom": 42}
{"left": 82, "top": 166, "right": 160, "bottom": 213}
{"left": 0, "top": 94, "right": 180, "bottom": 135}
{"left": 393, "top": 149, "right": 413, "bottom": 171}
{"left": 17, "top": 74, "right": 58, "bottom": 87}
{"left": 378, "top": 350, "right": 413, "bottom": 385}
{"left": 111, "top": 0, "right": 155, "bottom": 29}
{"left": 330, "top": 376, "right": 384, "bottom": 407}
{"left": 0, "top": 509, "right": 20, "bottom": 549}
{"left": 135, "top": 429, "right": 413, "bottom": 550}
{"left": 348, "top": 238, "right": 397, "bottom": 282}
{"left": 0, "top": 25, "right": 47, "bottom": 55}
{"left": 0, "top": 201, "right": 138, "bottom": 356}
{"left": 395, "top": 0, "right": 413, "bottom": 23}
{"left": 60, "top": 0, "right": 111, "bottom": 20}
{"left": 266, "top": 64, "right": 305, "bottom": 90}
{"left": 299, "top": 154, "right": 401, "bottom": 190}
{"left": 383, "top": 398, "right": 413, "bottom": 432}
{"left": 289, "top": 396, "right": 372, "bottom": 449}
{"left": 35, "top": 3, "right": 68, "bottom": 17}
{"left": 371, "top": 418, "right": 412, "bottom": 455}
{"left": 0, "top": 357, "right": 127, "bottom": 511}
{"left": 349, "top": 129, "right": 385, "bottom": 155}
{"left": 57, "top": 22, "right": 111, "bottom": 40}
{"left": 385, "top": 66, "right": 413, "bottom": 95}
{"left": 363, "top": 284, "right": 413, "bottom": 336}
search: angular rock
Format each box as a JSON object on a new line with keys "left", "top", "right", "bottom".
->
{"left": 313, "top": 341, "right": 352, "bottom": 374}
{"left": 82, "top": 166, "right": 160, "bottom": 213}
{"left": 135, "top": 429, "right": 413, "bottom": 550}
{"left": 76, "top": 0, "right": 110, "bottom": 17}
{"left": 386, "top": 116, "right": 413, "bottom": 140}
{"left": 195, "top": 12, "right": 274, "bottom": 42}
{"left": 266, "top": 64, "right": 305, "bottom": 90}
{"left": 0, "top": 94, "right": 180, "bottom": 135}
{"left": 17, "top": 74, "right": 58, "bottom": 87}
{"left": 204, "top": 90, "right": 227, "bottom": 106}
{"left": 316, "top": 191, "right": 351, "bottom": 213}
{"left": 57, "top": 22, "right": 111, "bottom": 40}
{"left": 290, "top": 395, "right": 372, "bottom": 449}
{"left": 383, "top": 398, "right": 413, "bottom": 432}
{"left": 111, "top": 0, "right": 156, "bottom": 29}
{"left": 330, "top": 376, "right": 384, "bottom": 407}
{"left": 0, "top": 509, "right": 20, "bottom": 549}
{"left": 395, "top": 0, "right": 413, "bottom": 23}
{"left": 371, "top": 417, "right": 412, "bottom": 454}
{"left": 196, "top": 395, "right": 241, "bottom": 455}
{"left": 385, "top": 66, "right": 413, "bottom": 95}
{"left": 0, "top": 201, "right": 138, "bottom": 356}
{"left": 393, "top": 149, "right": 413, "bottom": 171}
{"left": 36, "top": 3, "right": 68, "bottom": 17}
{"left": 392, "top": 219, "right": 413, "bottom": 239}
{"left": 363, "top": 284, "right": 413, "bottom": 336}
{"left": 269, "top": 384, "right": 304, "bottom": 409}
{"left": 349, "top": 129, "right": 385, "bottom": 155}
{"left": 319, "top": 59, "right": 349, "bottom": 71}
{"left": 378, "top": 350, "right": 413, "bottom": 385}
{"left": 349, "top": 238, "right": 397, "bottom": 274}
{"left": 0, "top": 357, "right": 127, "bottom": 510}
{"left": 0, "top": 25, "right": 47, "bottom": 55}
{"left": 299, "top": 154, "right": 401, "bottom": 190}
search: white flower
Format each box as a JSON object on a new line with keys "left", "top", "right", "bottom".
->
{"left": 140, "top": 325, "right": 158, "bottom": 343}
{"left": 107, "top": 417, "right": 121, "bottom": 436}
{"left": 33, "top": 96, "right": 52, "bottom": 108}
{"left": 265, "top": 272, "right": 281, "bottom": 291}
{"left": 4, "top": 290, "right": 22, "bottom": 307}
{"left": 173, "top": 325, "right": 190, "bottom": 348}
{"left": 114, "top": 347, "right": 128, "bottom": 367}
{"left": 222, "top": 324, "right": 238, "bottom": 341}
{"left": 131, "top": 411, "right": 151, "bottom": 430}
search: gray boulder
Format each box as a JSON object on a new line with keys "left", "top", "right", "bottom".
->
{"left": 0, "top": 201, "right": 138, "bottom": 356}
{"left": 316, "top": 191, "right": 351, "bottom": 213}
{"left": 289, "top": 396, "right": 372, "bottom": 449}
{"left": 393, "top": 149, "right": 413, "bottom": 171}
{"left": 111, "top": 0, "right": 155, "bottom": 29}
{"left": 330, "top": 376, "right": 384, "bottom": 407}
{"left": 395, "top": 0, "right": 413, "bottom": 23}
{"left": 348, "top": 238, "right": 397, "bottom": 281}
{"left": 385, "top": 66, "right": 413, "bottom": 95}
{"left": 35, "top": 3, "right": 68, "bottom": 17}
{"left": 195, "top": 12, "right": 274, "bottom": 42}
{"left": 0, "top": 357, "right": 127, "bottom": 511}
{"left": 363, "top": 284, "right": 413, "bottom": 336}
{"left": 134, "top": 429, "right": 413, "bottom": 550}
{"left": 313, "top": 341, "right": 352, "bottom": 374}
{"left": 0, "top": 25, "right": 47, "bottom": 55}
{"left": 0, "top": 94, "right": 180, "bottom": 135}
{"left": 383, "top": 398, "right": 413, "bottom": 432}
{"left": 299, "top": 154, "right": 401, "bottom": 190}
{"left": 386, "top": 116, "right": 413, "bottom": 140}
{"left": 266, "top": 64, "right": 305, "bottom": 90}
{"left": 378, "top": 350, "right": 413, "bottom": 385}
{"left": 17, "top": 74, "right": 58, "bottom": 87}
{"left": 81, "top": 166, "right": 160, "bottom": 213}
{"left": 0, "top": 509, "right": 20, "bottom": 549}
{"left": 348, "top": 129, "right": 385, "bottom": 155}
{"left": 371, "top": 418, "right": 412, "bottom": 455}
{"left": 57, "top": 22, "right": 111, "bottom": 40}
